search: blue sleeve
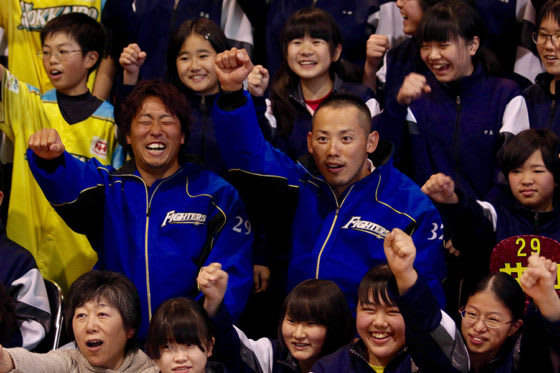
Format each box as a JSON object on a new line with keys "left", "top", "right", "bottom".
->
{"left": 27, "top": 150, "right": 109, "bottom": 242}
{"left": 409, "top": 198, "right": 447, "bottom": 308}
{"left": 203, "top": 184, "right": 253, "bottom": 322}
{"left": 212, "top": 91, "right": 303, "bottom": 186}
{"left": 391, "top": 276, "right": 469, "bottom": 373}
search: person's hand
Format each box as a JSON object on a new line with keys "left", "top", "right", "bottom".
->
{"left": 197, "top": 263, "right": 228, "bottom": 317}
{"left": 421, "top": 173, "right": 459, "bottom": 204}
{"left": 214, "top": 48, "right": 254, "bottom": 92}
{"left": 396, "top": 73, "right": 432, "bottom": 106}
{"left": 444, "top": 239, "right": 461, "bottom": 257}
{"left": 247, "top": 65, "right": 269, "bottom": 97}
{"left": 0, "top": 345, "right": 15, "bottom": 372}
{"left": 253, "top": 265, "right": 270, "bottom": 293}
{"left": 119, "top": 43, "right": 146, "bottom": 85}
{"left": 383, "top": 228, "right": 418, "bottom": 294}
{"left": 28, "top": 128, "right": 65, "bottom": 160}
{"left": 520, "top": 253, "right": 560, "bottom": 321}
{"left": 365, "top": 34, "right": 390, "bottom": 68}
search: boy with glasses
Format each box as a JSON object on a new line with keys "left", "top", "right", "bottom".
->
{"left": 0, "top": 12, "right": 122, "bottom": 292}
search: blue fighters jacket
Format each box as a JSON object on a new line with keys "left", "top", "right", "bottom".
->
{"left": 213, "top": 91, "right": 446, "bottom": 311}
{"left": 377, "top": 65, "right": 529, "bottom": 200}
{"left": 524, "top": 72, "right": 560, "bottom": 135}
{"left": 27, "top": 152, "right": 253, "bottom": 340}
{"left": 265, "top": 74, "right": 380, "bottom": 161}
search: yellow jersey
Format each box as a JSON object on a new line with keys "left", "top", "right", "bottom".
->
{"left": 0, "top": 0, "right": 105, "bottom": 94}
{"left": 0, "top": 68, "right": 120, "bottom": 292}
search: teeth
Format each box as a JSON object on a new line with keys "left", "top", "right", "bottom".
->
{"left": 147, "top": 144, "right": 165, "bottom": 150}
{"left": 191, "top": 74, "right": 206, "bottom": 80}
{"left": 299, "top": 61, "right": 316, "bottom": 65}
{"left": 372, "top": 332, "right": 390, "bottom": 338}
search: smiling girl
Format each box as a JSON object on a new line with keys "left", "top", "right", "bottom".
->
{"left": 375, "top": 0, "right": 529, "bottom": 200}
{"left": 197, "top": 263, "right": 354, "bottom": 373}
{"left": 264, "top": 7, "right": 380, "bottom": 161}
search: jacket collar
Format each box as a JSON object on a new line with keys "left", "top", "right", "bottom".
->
{"left": 289, "top": 73, "right": 343, "bottom": 108}
{"left": 535, "top": 72, "right": 560, "bottom": 99}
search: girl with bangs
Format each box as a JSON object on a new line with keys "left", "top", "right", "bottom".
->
{"left": 196, "top": 263, "right": 354, "bottom": 373}
{"left": 375, "top": 0, "right": 529, "bottom": 201}
{"left": 145, "top": 297, "right": 225, "bottom": 373}
{"left": 263, "top": 7, "right": 380, "bottom": 161}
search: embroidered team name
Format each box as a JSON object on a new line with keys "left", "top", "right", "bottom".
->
{"left": 19, "top": 2, "right": 99, "bottom": 31}
{"left": 341, "top": 216, "right": 390, "bottom": 239}
{"left": 161, "top": 211, "right": 207, "bottom": 228}
{"left": 90, "top": 137, "right": 108, "bottom": 159}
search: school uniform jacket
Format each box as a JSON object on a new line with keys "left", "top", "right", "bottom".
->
{"left": 378, "top": 65, "right": 529, "bottom": 200}
{"left": 213, "top": 91, "right": 446, "bottom": 311}
{"left": 523, "top": 72, "right": 560, "bottom": 135}
{"left": 27, "top": 152, "right": 253, "bottom": 340}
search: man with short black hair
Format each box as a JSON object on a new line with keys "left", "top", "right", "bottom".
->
{"left": 213, "top": 48, "right": 447, "bottom": 311}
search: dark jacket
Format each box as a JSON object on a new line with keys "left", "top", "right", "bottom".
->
{"left": 523, "top": 72, "right": 560, "bottom": 135}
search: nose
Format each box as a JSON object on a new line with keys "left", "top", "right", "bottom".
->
{"left": 86, "top": 316, "right": 99, "bottom": 332}
{"left": 327, "top": 141, "right": 340, "bottom": 156}
{"left": 149, "top": 121, "right": 163, "bottom": 136}
{"left": 520, "top": 172, "right": 533, "bottom": 185}
{"left": 544, "top": 35, "right": 556, "bottom": 49}
{"left": 190, "top": 56, "right": 201, "bottom": 69}
{"left": 372, "top": 314, "right": 389, "bottom": 328}
{"left": 293, "top": 323, "right": 306, "bottom": 339}
{"left": 396, "top": 0, "right": 404, "bottom": 8}
{"left": 472, "top": 318, "right": 488, "bottom": 333}
{"left": 173, "top": 348, "right": 188, "bottom": 363}
{"left": 428, "top": 46, "right": 441, "bottom": 60}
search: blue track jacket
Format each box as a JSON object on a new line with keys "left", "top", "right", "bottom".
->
{"left": 212, "top": 91, "right": 446, "bottom": 311}
{"left": 27, "top": 153, "right": 253, "bottom": 340}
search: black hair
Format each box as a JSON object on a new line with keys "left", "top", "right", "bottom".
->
{"left": 499, "top": 129, "right": 560, "bottom": 184}
{"left": 536, "top": 0, "right": 560, "bottom": 30}
{"left": 357, "top": 264, "right": 396, "bottom": 307}
{"left": 465, "top": 272, "right": 525, "bottom": 322}
{"left": 65, "top": 270, "right": 140, "bottom": 353}
{"left": 166, "top": 18, "right": 229, "bottom": 89}
{"left": 270, "top": 7, "right": 343, "bottom": 137}
{"left": 314, "top": 92, "right": 372, "bottom": 133}
{"left": 416, "top": 0, "right": 502, "bottom": 76}
{"left": 40, "top": 12, "right": 105, "bottom": 75}
{"left": 278, "top": 279, "right": 354, "bottom": 358}
{"left": 145, "top": 298, "right": 214, "bottom": 359}
{"left": 116, "top": 80, "right": 191, "bottom": 157}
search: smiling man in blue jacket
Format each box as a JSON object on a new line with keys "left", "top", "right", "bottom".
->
{"left": 26, "top": 80, "right": 253, "bottom": 340}
{"left": 212, "top": 48, "right": 447, "bottom": 311}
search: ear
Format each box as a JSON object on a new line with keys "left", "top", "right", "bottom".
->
{"left": 366, "top": 131, "right": 379, "bottom": 154}
{"left": 332, "top": 44, "right": 342, "bottom": 62}
{"left": 508, "top": 319, "right": 523, "bottom": 337}
{"left": 206, "top": 337, "right": 215, "bottom": 357}
{"left": 84, "top": 50, "right": 99, "bottom": 70}
{"left": 468, "top": 36, "right": 480, "bottom": 57}
{"left": 126, "top": 134, "right": 132, "bottom": 145}
{"left": 181, "top": 132, "right": 185, "bottom": 145}
{"left": 0, "top": 190, "right": 4, "bottom": 207}
{"left": 307, "top": 131, "right": 314, "bottom": 155}
{"left": 126, "top": 328, "right": 135, "bottom": 339}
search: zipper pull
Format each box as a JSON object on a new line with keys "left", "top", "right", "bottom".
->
{"left": 456, "top": 96, "right": 461, "bottom": 105}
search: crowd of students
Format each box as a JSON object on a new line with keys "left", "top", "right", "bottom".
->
{"left": 0, "top": 0, "right": 559, "bottom": 372}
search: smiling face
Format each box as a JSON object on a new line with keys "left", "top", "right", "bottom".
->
{"left": 508, "top": 149, "right": 556, "bottom": 212}
{"left": 461, "top": 290, "right": 521, "bottom": 362}
{"left": 176, "top": 34, "right": 219, "bottom": 96}
{"left": 420, "top": 36, "right": 478, "bottom": 83}
{"left": 286, "top": 34, "right": 341, "bottom": 84}
{"left": 396, "top": 0, "right": 424, "bottom": 35}
{"left": 126, "top": 96, "right": 185, "bottom": 186}
{"left": 156, "top": 341, "right": 213, "bottom": 373}
{"left": 72, "top": 298, "right": 134, "bottom": 370}
{"left": 41, "top": 32, "right": 97, "bottom": 96}
{"left": 537, "top": 16, "right": 560, "bottom": 84}
{"left": 356, "top": 296, "right": 406, "bottom": 367}
{"left": 307, "top": 106, "right": 378, "bottom": 196}
{"left": 281, "top": 315, "right": 327, "bottom": 370}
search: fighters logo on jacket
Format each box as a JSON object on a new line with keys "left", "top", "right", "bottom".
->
{"left": 161, "top": 211, "right": 207, "bottom": 228}
{"left": 341, "top": 216, "right": 390, "bottom": 239}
